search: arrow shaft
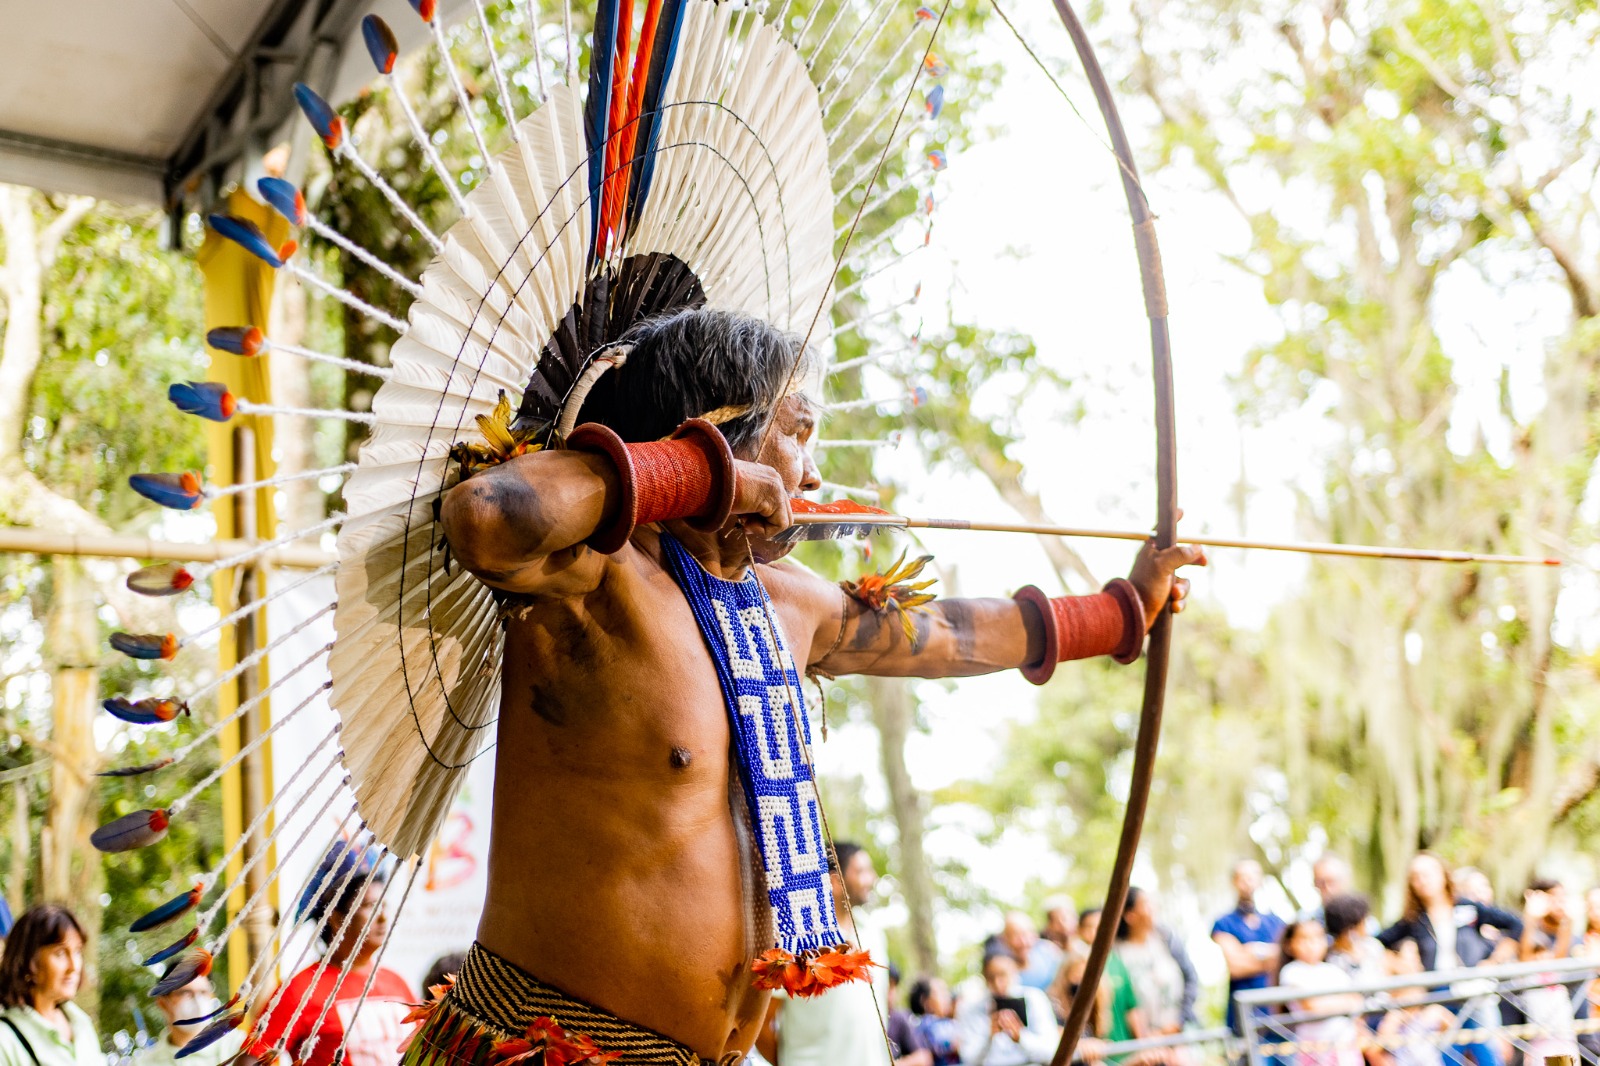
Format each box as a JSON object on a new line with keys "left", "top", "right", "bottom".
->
{"left": 787, "top": 513, "right": 1558, "bottom": 566}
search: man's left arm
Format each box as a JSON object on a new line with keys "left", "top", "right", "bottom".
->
{"left": 807, "top": 540, "right": 1203, "bottom": 681}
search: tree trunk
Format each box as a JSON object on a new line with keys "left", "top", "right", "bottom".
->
{"left": 0, "top": 188, "right": 44, "bottom": 454}
{"left": 866, "top": 676, "right": 938, "bottom": 975}
{"left": 41, "top": 555, "right": 104, "bottom": 1014}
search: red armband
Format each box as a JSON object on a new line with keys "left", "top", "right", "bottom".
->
{"left": 1012, "top": 579, "right": 1147, "bottom": 684}
{"left": 566, "top": 418, "right": 737, "bottom": 553}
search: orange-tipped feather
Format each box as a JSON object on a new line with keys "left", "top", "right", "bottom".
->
{"left": 602, "top": 0, "right": 663, "bottom": 248}
{"left": 599, "top": 0, "right": 638, "bottom": 257}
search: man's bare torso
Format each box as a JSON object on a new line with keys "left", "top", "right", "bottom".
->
{"left": 475, "top": 530, "right": 831, "bottom": 1060}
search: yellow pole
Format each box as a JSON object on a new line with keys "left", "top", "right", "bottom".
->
{"left": 196, "top": 188, "right": 284, "bottom": 995}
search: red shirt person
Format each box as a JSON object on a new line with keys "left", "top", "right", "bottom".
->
{"left": 245, "top": 845, "right": 414, "bottom": 1066}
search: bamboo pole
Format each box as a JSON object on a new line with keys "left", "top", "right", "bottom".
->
{"left": 789, "top": 512, "right": 1561, "bottom": 566}
{"left": 234, "top": 427, "right": 275, "bottom": 977}
{"left": 0, "top": 528, "right": 333, "bottom": 569}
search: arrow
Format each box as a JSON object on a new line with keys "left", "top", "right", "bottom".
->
{"left": 778, "top": 502, "right": 1559, "bottom": 566}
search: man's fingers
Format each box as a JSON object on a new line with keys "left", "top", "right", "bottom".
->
{"left": 1159, "top": 543, "right": 1207, "bottom": 569}
{"left": 768, "top": 491, "right": 792, "bottom": 530}
{"left": 1170, "top": 577, "right": 1190, "bottom": 613}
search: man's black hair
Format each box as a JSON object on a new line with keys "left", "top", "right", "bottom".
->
{"left": 831, "top": 840, "right": 864, "bottom": 875}
{"left": 908, "top": 976, "right": 938, "bottom": 1016}
{"left": 1322, "top": 893, "right": 1371, "bottom": 941}
{"left": 982, "top": 946, "right": 1019, "bottom": 969}
{"left": 574, "top": 308, "right": 817, "bottom": 456}
{"left": 423, "top": 951, "right": 468, "bottom": 993}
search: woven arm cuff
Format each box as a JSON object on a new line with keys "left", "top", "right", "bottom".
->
{"left": 566, "top": 419, "right": 737, "bottom": 553}
{"left": 1012, "top": 579, "right": 1148, "bottom": 685}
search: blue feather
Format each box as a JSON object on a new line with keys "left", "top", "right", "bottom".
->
{"left": 296, "top": 837, "right": 385, "bottom": 923}
{"left": 625, "top": 0, "right": 688, "bottom": 232}
{"left": 168, "top": 382, "right": 235, "bottom": 423}
{"left": 925, "top": 84, "right": 946, "bottom": 120}
{"left": 141, "top": 929, "right": 198, "bottom": 967}
{"left": 130, "top": 885, "right": 202, "bottom": 932}
{"left": 109, "top": 632, "right": 179, "bottom": 660}
{"left": 206, "top": 326, "right": 266, "bottom": 356}
{"left": 175, "top": 1013, "right": 244, "bottom": 1058}
{"left": 257, "top": 177, "right": 306, "bottom": 226}
{"left": 96, "top": 757, "right": 175, "bottom": 778}
{"left": 174, "top": 994, "right": 240, "bottom": 1028}
{"left": 150, "top": 949, "right": 212, "bottom": 997}
{"left": 361, "top": 15, "right": 399, "bottom": 75}
{"left": 129, "top": 472, "right": 203, "bottom": 511}
{"left": 208, "top": 215, "right": 283, "bottom": 269}
{"left": 103, "top": 697, "right": 185, "bottom": 725}
{"left": 127, "top": 562, "right": 196, "bottom": 597}
{"left": 585, "top": 0, "right": 619, "bottom": 257}
{"left": 91, "top": 809, "right": 170, "bottom": 853}
{"left": 292, "top": 83, "right": 344, "bottom": 149}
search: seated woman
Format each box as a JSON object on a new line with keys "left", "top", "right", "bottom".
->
{"left": 0, "top": 904, "right": 99, "bottom": 1066}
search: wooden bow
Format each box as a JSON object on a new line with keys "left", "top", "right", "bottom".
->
{"left": 1043, "top": 2, "right": 1176, "bottom": 1063}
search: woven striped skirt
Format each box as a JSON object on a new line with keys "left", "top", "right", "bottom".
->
{"left": 400, "top": 942, "right": 736, "bottom": 1066}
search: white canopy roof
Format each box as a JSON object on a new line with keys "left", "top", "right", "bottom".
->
{"left": 0, "top": 0, "right": 459, "bottom": 207}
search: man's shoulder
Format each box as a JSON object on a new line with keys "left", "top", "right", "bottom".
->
{"left": 756, "top": 555, "right": 837, "bottom": 599}
{"left": 1211, "top": 911, "right": 1242, "bottom": 935}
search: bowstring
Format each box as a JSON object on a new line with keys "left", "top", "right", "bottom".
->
{"left": 739, "top": 530, "right": 897, "bottom": 1066}
{"left": 987, "top": 0, "right": 1154, "bottom": 211}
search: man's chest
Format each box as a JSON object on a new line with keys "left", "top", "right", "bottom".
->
{"left": 500, "top": 561, "right": 815, "bottom": 754}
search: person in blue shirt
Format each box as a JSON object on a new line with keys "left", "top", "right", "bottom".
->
{"left": 1211, "top": 860, "right": 1286, "bottom": 1034}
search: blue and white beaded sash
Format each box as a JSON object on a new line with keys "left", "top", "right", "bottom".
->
{"left": 659, "top": 533, "right": 842, "bottom": 955}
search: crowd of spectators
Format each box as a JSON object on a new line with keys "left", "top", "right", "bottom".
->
{"left": 8, "top": 845, "right": 1600, "bottom": 1066}
{"left": 872, "top": 853, "right": 1600, "bottom": 1066}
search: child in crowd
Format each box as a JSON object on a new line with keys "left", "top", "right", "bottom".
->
{"left": 1278, "top": 918, "right": 1367, "bottom": 1066}
{"left": 1325, "top": 895, "right": 1386, "bottom": 985}
{"left": 1518, "top": 885, "right": 1579, "bottom": 1062}
{"left": 1373, "top": 943, "right": 1451, "bottom": 1066}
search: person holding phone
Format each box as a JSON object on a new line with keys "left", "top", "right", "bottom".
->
{"left": 956, "top": 950, "right": 1059, "bottom": 1065}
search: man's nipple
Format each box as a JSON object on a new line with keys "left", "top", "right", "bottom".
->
{"left": 670, "top": 746, "right": 694, "bottom": 769}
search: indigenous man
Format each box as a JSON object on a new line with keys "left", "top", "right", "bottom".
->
{"left": 419, "top": 308, "right": 1203, "bottom": 1066}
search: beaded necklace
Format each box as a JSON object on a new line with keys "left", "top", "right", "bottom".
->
{"left": 658, "top": 533, "right": 843, "bottom": 955}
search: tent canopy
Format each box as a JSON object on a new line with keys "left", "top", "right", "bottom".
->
{"left": 0, "top": 0, "right": 457, "bottom": 208}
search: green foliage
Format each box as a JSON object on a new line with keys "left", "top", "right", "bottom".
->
{"left": 1116, "top": 0, "right": 1600, "bottom": 898}
{"left": 0, "top": 193, "right": 215, "bottom": 1043}
{"left": 26, "top": 201, "right": 208, "bottom": 524}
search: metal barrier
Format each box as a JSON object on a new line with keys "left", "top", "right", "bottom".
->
{"left": 1233, "top": 955, "right": 1600, "bottom": 1066}
{"left": 1089, "top": 1026, "right": 1241, "bottom": 1063}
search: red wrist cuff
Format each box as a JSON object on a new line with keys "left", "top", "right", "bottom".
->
{"left": 1013, "top": 579, "right": 1147, "bottom": 685}
{"left": 566, "top": 419, "right": 737, "bottom": 553}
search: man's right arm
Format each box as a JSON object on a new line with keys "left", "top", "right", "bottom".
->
{"left": 439, "top": 450, "right": 620, "bottom": 596}
{"left": 440, "top": 423, "right": 791, "bottom": 596}
{"left": 1212, "top": 932, "right": 1268, "bottom": 979}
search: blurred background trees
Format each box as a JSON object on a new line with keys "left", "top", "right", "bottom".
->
{"left": 1, "top": 0, "right": 1599, "bottom": 1037}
